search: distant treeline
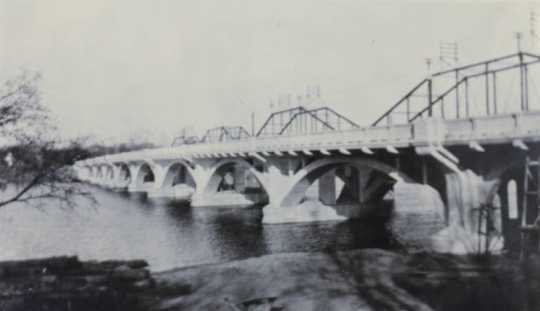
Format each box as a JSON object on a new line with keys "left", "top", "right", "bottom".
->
{"left": 0, "top": 142, "right": 158, "bottom": 171}
{"left": 84, "top": 142, "right": 157, "bottom": 158}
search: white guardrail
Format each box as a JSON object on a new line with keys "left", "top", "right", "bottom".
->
{"left": 77, "top": 111, "right": 540, "bottom": 166}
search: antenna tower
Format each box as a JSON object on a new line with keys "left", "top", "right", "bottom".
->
{"left": 439, "top": 41, "right": 459, "bottom": 70}
{"left": 531, "top": 9, "right": 539, "bottom": 51}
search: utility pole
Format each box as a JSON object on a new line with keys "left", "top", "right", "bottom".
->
{"left": 305, "top": 86, "right": 312, "bottom": 109}
{"left": 516, "top": 32, "right": 523, "bottom": 52}
{"left": 425, "top": 58, "right": 432, "bottom": 75}
{"left": 251, "top": 112, "right": 255, "bottom": 136}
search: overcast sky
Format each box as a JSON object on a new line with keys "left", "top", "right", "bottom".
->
{"left": 1, "top": 0, "right": 538, "bottom": 145}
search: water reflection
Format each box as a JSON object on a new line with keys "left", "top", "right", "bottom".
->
{"left": 0, "top": 186, "right": 444, "bottom": 271}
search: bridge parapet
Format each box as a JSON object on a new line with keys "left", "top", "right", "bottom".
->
{"left": 75, "top": 111, "right": 540, "bottom": 167}
{"left": 76, "top": 123, "right": 416, "bottom": 166}
{"left": 443, "top": 110, "right": 540, "bottom": 145}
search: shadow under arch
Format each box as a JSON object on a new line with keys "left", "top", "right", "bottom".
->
{"left": 202, "top": 158, "right": 268, "bottom": 196}
{"left": 115, "top": 162, "right": 131, "bottom": 183}
{"left": 161, "top": 160, "right": 197, "bottom": 189}
{"left": 135, "top": 162, "right": 156, "bottom": 185}
{"left": 95, "top": 165, "right": 105, "bottom": 179}
{"left": 281, "top": 157, "right": 414, "bottom": 208}
{"left": 103, "top": 164, "right": 115, "bottom": 180}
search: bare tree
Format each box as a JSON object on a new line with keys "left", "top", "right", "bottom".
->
{"left": 0, "top": 71, "right": 91, "bottom": 209}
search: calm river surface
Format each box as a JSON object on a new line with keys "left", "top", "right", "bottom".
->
{"left": 0, "top": 186, "right": 444, "bottom": 271}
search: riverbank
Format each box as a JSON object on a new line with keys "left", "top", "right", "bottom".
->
{"left": 0, "top": 249, "right": 538, "bottom": 311}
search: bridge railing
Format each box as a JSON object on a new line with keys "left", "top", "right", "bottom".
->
{"left": 79, "top": 122, "right": 414, "bottom": 165}
{"left": 372, "top": 51, "right": 540, "bottom": 127}
{"left": 76, "top": 110, "right": 540, "bottom": 167}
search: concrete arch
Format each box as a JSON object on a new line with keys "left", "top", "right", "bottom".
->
{"left": 96, "top": 165, "right": 106, "bottom": 179}
{"left": 134, "top": 162, "right": 155, "bottom": 185}
{"left": 116, "top": 162, "right": 131, "bottom": 182}
{"left": 103, "top": 164, "right": 115, "bottom": 180}
{"left": 280, "top": 157, "right": 414, "bottom": 207}
{"left": 160, "top": 160, "right": 197, "bottom": 189}
{"left": 202, "top": 158, "right": 268, "bottom": 195}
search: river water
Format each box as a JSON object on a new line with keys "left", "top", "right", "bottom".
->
{"left": 0, "top": 186, "right": 445, "bottom": 271}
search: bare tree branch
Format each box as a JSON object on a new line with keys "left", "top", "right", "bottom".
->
{"left": 0, "top": 70, "right": 93, "bottom": 210}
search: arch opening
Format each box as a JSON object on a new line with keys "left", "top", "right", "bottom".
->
{"left": 111, "top": 163, "right": 131, "bottom": 189}
{"left": 135, "top": 163, "right": 155, "bottom": 186}
{"left": 95, "top": 166, "right": 103, "bottom": 179}
{"left": 280, "top": 158, "right": 410, "bottom": 218}
{"left": 208, "top": 163, "right": 266, "bottom": 195}
{"left": 104, "top": 165, "right": 114, "bottom": 180}
{"left": 117, "top": 163, "right": 131, "bottom": 182}
{"left": 148, "top": 162, "right": 197, "bottom": 199}
{"left": 163, "top": 162, "right": 196, "bottom": 189}
{"left": 198, "top": 159, "right": 269, "bottom": 207}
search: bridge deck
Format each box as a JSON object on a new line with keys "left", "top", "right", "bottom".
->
{"left": 78, "top": 111, "right": 540, "bottom": 165}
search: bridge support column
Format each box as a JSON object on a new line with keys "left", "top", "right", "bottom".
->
{"left": 146, "top": 163, "right": 168, "bottom": 197}
{"left": 430, "top": 170, "right": 502, "bottom": 254}
{"left": 355, "top": 168, "right": 370, "bottom": 204}
{"left": 262, "top": 159, "right": 345, "bottom": 224}
{"left": 127, "top": 163, "right": 153, "bottom": 192}
{"left": 89, "top": 166, "right": 99, "bottom": 184}
{"left": 415, "top": 138, "right": 503, "bottom": 254}
{"left": 113, "top": 164, "right": 131, "bottom": 190}
{"left": 95, "top": 166, "right": 106, "bottom": 186}
{"left": 319, "top": 169, "right": 337, "bottom": 205}
{"left": 103, "top": 165, "right": 120, "bottom": 189}
{"left": 234, "top": 165, "right": 247, "bottom": 193}
{"left": 189, "top": 160, "right": 223, "bottom": 207}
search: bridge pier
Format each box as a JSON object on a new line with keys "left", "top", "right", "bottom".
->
{"left": 127, "top": 162, "right": 155, "bottom": 193}
{"left": 424, "top": 169, "right": 501, "bottom": 253}
{"left": 318, "top": 169, "right": 337, "bottom": 205}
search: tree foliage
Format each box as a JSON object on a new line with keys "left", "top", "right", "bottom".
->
{"left": 0, "top": 71, "right": 91, "bottom": 208}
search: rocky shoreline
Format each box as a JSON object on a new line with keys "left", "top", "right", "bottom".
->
{"left": 0, "top": 249, "right": 538, "bottom": 311}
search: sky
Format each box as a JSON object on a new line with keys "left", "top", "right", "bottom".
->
{"left": 1, "top": 0, "right": 539, "bottom": 145}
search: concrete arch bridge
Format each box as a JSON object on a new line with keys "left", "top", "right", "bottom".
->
{"left": 76, "top": 113, "right": 540, "bottom": 253}
{"left": 76, "top": 51, "right": 540, "bottom": 253}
